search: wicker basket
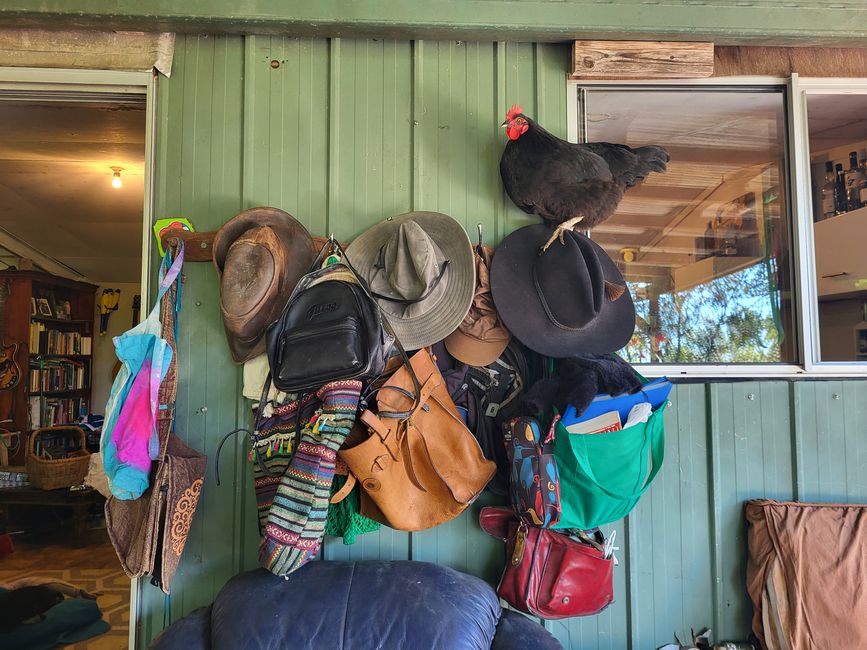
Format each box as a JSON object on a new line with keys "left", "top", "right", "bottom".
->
{"left": 26, "top": 426, "right": 91, "bottom": 490}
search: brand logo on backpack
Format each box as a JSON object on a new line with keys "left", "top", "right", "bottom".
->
{"left": 306, "top": 302, "right": 338, "bottom": 320}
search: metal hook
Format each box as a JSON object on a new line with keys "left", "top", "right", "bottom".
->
{"left": 477, "top": 223, "right": 483, "bottom": 247}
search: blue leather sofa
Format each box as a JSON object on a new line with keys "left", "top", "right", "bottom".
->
{"left": 151, "top": 560, "right": 562, "bottom": 649}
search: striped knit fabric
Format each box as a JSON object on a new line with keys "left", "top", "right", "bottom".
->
{"left": 258, "top": 380, "right": 361, "bottom": 577}
{"left": 251, "top": 394, "right": 321, "bottom": 535}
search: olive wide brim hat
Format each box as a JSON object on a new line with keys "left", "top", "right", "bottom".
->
{"left": 213, "top": 207, "right": 314, "bottom": 363}
{"left": 490, "top": 225, "right": 635, "bottom": 358}
{"left": 345, "top": 212, "right": 475, "bottom": 351}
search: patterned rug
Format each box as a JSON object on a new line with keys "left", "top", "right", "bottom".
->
{"left": 0, "top": 556, "right": 130, "bottom": 649}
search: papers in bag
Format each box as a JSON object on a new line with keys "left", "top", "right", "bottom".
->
{"left": 565, "top": 410, "right": 621, "bottom": 434}
{"left": 566, "top": 403, "right": 653, "bottom": 435}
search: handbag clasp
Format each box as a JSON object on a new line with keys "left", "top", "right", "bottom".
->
{"left": 511, "top": 522, "right": 528, "bottom": 566}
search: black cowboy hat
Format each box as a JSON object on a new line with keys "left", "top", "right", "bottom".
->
{"left": 490, "top": 225, "right": 635, "bottom": 357}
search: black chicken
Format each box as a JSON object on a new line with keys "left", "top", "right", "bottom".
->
{"left": 499, "top": 105, "right": 669, "bottom": 230}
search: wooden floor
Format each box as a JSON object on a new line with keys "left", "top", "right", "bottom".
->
{"left": 0, "top": 530, "right": 130, "bottom": 649}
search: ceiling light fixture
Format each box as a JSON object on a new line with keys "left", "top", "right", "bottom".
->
{"left": 111, "top": 166, "right": 123, "bottom": 189}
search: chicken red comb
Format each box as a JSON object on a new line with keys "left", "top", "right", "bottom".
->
{"left": 506, "top": 104, "right": 524, "bottom": 121}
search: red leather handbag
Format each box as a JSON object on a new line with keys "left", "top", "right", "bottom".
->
{"left": 480, "top": 506, "right": 613, "bottom": 619}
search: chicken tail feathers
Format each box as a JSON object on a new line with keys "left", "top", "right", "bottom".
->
{"left": 631, "top": 145, "right": 670, "bottom": 173}
{"left": 615, "top": 145, "right": 669, "bottom": 188}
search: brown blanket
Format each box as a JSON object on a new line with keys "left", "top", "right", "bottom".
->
{"left": 745, "top": 499, "right": 867, "bottom": 649}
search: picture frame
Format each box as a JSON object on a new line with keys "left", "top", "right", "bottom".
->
{"left": 36, "top": 298, "right": 53, "bottom": 317}
{"left": 55, "top": 299, "right": 71, "bottom": 320}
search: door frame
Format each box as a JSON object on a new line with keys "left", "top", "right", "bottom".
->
{"left": 0, "top": 65, "right": 156, "bottom": 650}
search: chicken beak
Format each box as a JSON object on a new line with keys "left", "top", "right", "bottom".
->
{"left": 500, "top": 121, "right": 507, "bottom": 128}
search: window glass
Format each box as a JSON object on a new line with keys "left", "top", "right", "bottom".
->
{"left": 580, "top": 89, "right": 794, "bottom": 364}
{"left": 806, "top": 93, "right": 867, "bottom": 362}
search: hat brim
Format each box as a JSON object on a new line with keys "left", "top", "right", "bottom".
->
{"left": 345, "top": 212, "right": 475, "bottom": 351}
{"left": 444, "top": 330, "right": 511, "bottom": 367}
{"left": 490, "top": 225, "right": 635, "bottom": 357}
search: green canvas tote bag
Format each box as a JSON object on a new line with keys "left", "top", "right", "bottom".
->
{"left": 553, "top": 400, "right": 666, "bottom": 530}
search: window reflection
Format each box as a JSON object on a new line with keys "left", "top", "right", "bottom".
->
{"left": 582, "top": 89, "right": 793, "bottom": 364}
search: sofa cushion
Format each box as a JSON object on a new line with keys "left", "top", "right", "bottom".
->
{"left": 209, "top": 561, "right": 500, "bottom": 649}
{"left": 150, "top": 605, "right": 211, "bottom": 650}
{"left": 491, "top": 609, "right": 563, "bottom": 649}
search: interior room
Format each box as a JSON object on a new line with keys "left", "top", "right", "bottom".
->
{"left": 0, "top": 96, "right": 145, "bottom": 648}
{"left": 805, "top": 93, "right": 867, "bottom": 361}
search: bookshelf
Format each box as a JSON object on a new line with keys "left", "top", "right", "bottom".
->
{"left": 0, "top": 271, "right": 97, "bottom": 464}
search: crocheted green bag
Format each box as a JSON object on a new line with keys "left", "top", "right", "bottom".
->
{"left": 325, "top": 473, "right": 381, "bottom": 545}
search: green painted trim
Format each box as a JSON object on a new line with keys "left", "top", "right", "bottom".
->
{"left": 2, "top": 1, "right": 867, "bottom": 46}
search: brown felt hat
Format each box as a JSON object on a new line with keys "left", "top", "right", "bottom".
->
{"left": 213, "top": 207, "right": 314, "bottom": 363}
{"left": 444, "top": 244, "right": 511, "bottom": 366}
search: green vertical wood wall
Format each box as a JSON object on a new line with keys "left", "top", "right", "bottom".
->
{"left": 142, "top": 34, "right": 867, "bottom": 649}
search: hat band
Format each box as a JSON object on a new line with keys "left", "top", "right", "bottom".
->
{"left": 371, "top": 259, "right": 451, "bottom": 305}
{"left": 532, "top": 263, "right": 592, "bottom": 332}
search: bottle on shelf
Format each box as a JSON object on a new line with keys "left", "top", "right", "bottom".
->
{"left": 820, "top": 160, "right": 836, "bottom": 220}
{"left": 845, "top": 151, "right": 863, "bottom": 212}
{"left": 834, "top": 163, "right": 848, "bottom": 215}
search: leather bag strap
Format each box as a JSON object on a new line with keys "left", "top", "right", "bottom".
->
{"left": 328, "top": 237, "right": 422, "bottom": 417}
{"left": 329, "top": 472, "right": 356, "bottom": 504}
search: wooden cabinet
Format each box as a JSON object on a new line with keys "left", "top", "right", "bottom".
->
{"left": 0, "top": 271, "right": 96, "bottom": 464}
{"left": 814, "top": 206, "right": 867, "bottom": 298}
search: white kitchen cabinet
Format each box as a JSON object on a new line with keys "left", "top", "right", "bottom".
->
{"left": 814, "top": 206, "right": 867, "bottom": 298}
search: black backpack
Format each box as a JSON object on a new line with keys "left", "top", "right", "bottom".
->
{"left": 433, "top": 340, "right": 539, "bottom": 495}
{"left": 265, "top": 239, "right": 394, "bottom": 393}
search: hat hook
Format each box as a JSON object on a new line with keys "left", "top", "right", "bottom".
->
{"left": 477, "top": 223, "right": 483, "bottom": 247}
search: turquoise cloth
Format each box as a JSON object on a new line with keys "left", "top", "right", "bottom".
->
{"left": 0, "top": 589, "right": 110, "bottom": 650}
{"left": 101, "top": 246, "right": 182, "bottom": 500}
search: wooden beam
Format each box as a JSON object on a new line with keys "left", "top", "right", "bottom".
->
{"left": 0, "top": 226, "right": 87, "bottom": 281}
{"left": 0, "top": 29, "right": 174, "bottom": 76}
{"left": 2, "top": 3, "right": 867, "bottom": 47}
{"left": 161, "top": 230, "right": 215, "bottom": 263}
{"left": 570, "top": 41, "right": 713, "bottom": 80}
{"left": 161, "top": 231, "right": 340, "bottom": 263}
{"left": 714, "top": 46, "right": 867, "bottom": 78}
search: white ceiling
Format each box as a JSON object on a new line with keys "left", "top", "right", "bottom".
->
{"left": 806, "top": 93, "right": 867, "bottom": 155}
{"left": 585, "top": 90, "right": 787, "bottom": 280}
{"left": 0, "top": 99, "right": 146, "bottom": 283}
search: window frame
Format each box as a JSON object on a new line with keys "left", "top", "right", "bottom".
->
{"left": 567, "top": 74, "right": 867, "bottom": 378}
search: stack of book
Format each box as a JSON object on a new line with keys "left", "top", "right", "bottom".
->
{"left": 28, "top": 324, "right": 92, "bottom": 355}
{"left": 28, "top": 396, "right": 89, "bottom": 428}
{"left": 28, "top": 359, "right": 89, "bottom": 392}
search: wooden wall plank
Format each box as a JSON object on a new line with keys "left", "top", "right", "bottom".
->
{"left": 570, "top": 41, "right": 714, "bottom": 80}
{"left": 139, "top": 33, "right": 247, "bottom": 644}
{"left": 709, "top": 382, "right": 795, "bottom": 641}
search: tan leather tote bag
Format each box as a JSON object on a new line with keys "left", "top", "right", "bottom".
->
{"left": 337, "top": 348, "right": 495, "bottom": 531}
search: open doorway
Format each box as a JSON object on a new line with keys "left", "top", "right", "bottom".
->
{"left": 0, "top": 92, "right": 146, "bottom": 649}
